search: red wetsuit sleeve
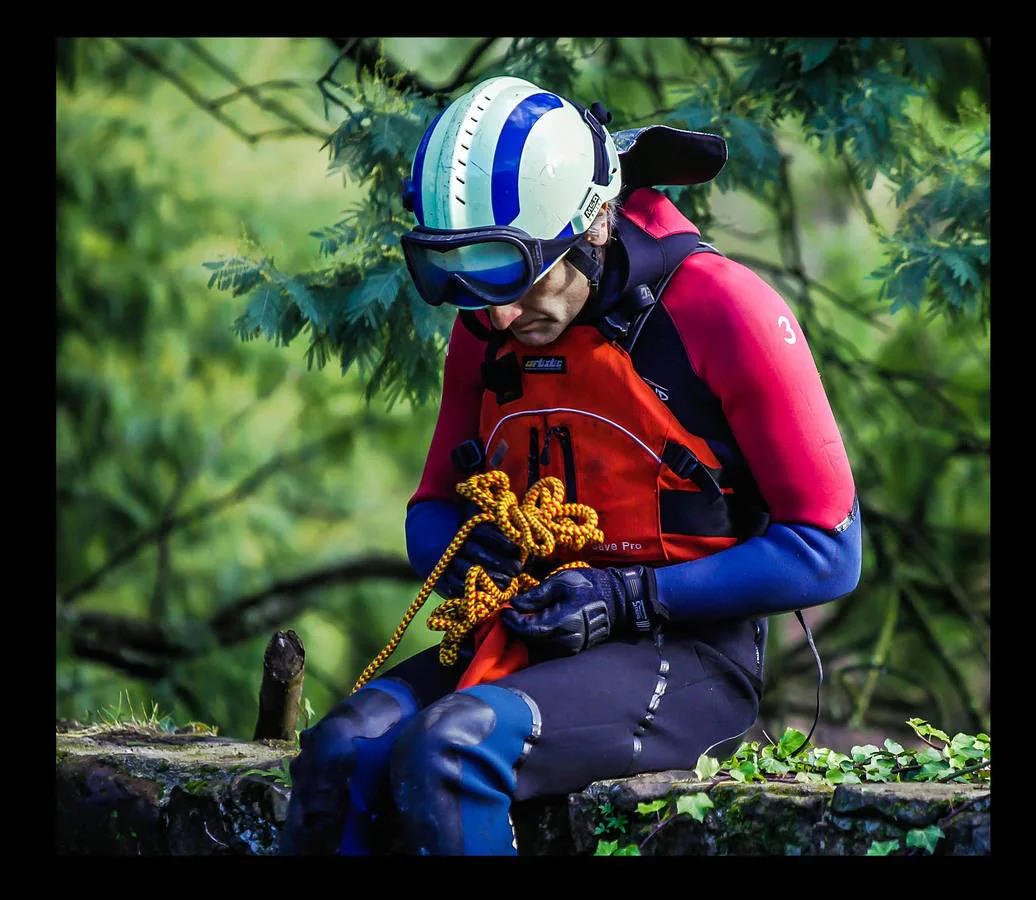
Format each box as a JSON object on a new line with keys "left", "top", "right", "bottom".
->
{"left": 664, "top": 254, "right": 856, "bottom": 529}
{"left": 408, "top": 315, "right": 487, "bottom": 508}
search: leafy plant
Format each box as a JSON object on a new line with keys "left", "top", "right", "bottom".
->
{"left": 595, "top": 719, "right": 985, "bottom": 856}
{"left": 238, "top": 757, "right": 293, "bottom": 789}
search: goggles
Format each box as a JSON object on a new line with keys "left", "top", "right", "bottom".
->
{"left": 401, "top": 225, "right": 585, "bottom": 310}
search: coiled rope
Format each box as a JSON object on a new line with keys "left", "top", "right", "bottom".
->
{"left": 349, "top": 470, "right": 604, "bottom": 694}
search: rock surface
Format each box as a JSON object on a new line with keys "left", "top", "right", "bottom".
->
{"left": 56, "top": 728, "right": 989, "bottom": 855}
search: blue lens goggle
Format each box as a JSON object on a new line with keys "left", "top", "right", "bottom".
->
{"left": 401, "top": 225, "right": 583, "bottom": 310}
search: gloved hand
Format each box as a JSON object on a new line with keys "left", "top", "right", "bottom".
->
{"left": 435, "top": 520, "right": 524, "bottom": 599}
{"left": 500, "top": 565, "right": 664, "bottom": 657}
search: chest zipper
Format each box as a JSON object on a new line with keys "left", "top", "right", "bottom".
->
{"left": 527, "top": 427, "right": 540, "bottom": 491}
{"left": 540, "top": 426, "right": 578, "bottom": 503}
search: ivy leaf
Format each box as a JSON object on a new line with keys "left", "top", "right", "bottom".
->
{"left": 906, "top": 826, "right": 944, "bottom": 854}
{"left": 919, "top": 761, "right": 951, "bottom": 779}
{"left": 759, "top": 757, "right": 791, "bottom": 775}
{"left": 694, "top": 754, "right": 721, "bottom": 781}
{"left": 614, "top": 844, "right": 642, "bottom": 856}
{"left": 867, "top": 839, "right": 901, "bottom": 856}
{"left": 636, "top": 800, "right": 668, "bottom": 816}
{"left": 675, "top": 793, "right": 714, "bottom": 823}
{"left": 778, "top": 728, "right": 809, "bottom": 758}
{"left": 884, "top": 739, "right": 905, "bottom": 755}
{"left": 737, "top": 760, "right": 761, "bottom": 782}
{"left": 594, "top": 839, "right": 619, "bottom": 856}
{"left": 852, "top": 744, "right": 881, "bottom": 762}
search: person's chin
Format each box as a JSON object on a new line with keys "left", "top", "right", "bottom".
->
{"left": 512, "top": 323, "right": 560, "bottom": 346}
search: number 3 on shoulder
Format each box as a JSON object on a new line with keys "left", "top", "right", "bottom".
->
{"left": 777, "top": 315, "right": 797, "bottom": 345}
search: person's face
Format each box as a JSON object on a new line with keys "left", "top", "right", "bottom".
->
{"left": 486, "top": 257, "right": 590, "bottom": 346}
{"left": 486, "top": 211, "right": 610, "bottom": 346}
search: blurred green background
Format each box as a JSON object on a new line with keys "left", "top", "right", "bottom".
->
{"left": 56, "top": 37, "right": 989, "bottom": 744}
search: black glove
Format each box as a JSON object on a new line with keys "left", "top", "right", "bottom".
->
{"left": 500, "top": 565, "right": 663, "bottom": 657}
{"left": 435, "top": 520, "right": 523, "bottom": 599}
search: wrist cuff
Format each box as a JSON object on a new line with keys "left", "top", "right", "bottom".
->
{"left": 618, "top": 566, "right": 653, "bottom": 632}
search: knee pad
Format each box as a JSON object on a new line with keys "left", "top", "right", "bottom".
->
{"left": 281, "top": 678, "right": 419, "bottom": 855}
{"left": 389, "top": 684, "right": 540, "bottom": 855}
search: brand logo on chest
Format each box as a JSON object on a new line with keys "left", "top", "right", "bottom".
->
{"left": 523, "top": 356, "right": 566, "bottom": 374}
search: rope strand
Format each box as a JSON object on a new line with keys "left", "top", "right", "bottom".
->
{"left": 349, "top": 471, "right": 603, "bottom": 694}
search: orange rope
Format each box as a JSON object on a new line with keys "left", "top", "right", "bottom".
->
{"left": 349, "top": 470, "right": 603, "bottom": 694}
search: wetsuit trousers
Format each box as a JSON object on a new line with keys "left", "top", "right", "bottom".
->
{"left": 281, "top": 618, "right": 766, "bottom": 855}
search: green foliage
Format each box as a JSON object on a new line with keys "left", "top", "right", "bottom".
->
{"left": 871, "top": 130, "right": 989, "bottom": 323}
{"left": 79, "top": 690, "right": 218, "bottom": 736}
{"left": 866, "top": 839, "right": 900, "bottom": 856}
{"left": 238, "top": 758, "right": 293, "bottom": 789}
{"left": 58, "top": 37, "right": 989, "bottom": 748}
{"left": 598, "top": 720, "right": 979, "bottom": 857}
{"left": 700, "top": 721, "right": 990, "bottom": 789}
{"left": 212, "top": 37, "right": 989, "bottom": 401}
{"left": 906, "top": 826, "right": 944, "bottom": 854}
{"left": 57, "top": 38, "right": 442, "bottom": 739}
{"left": 205, "top": 64, "right": 454, "bottom": 408}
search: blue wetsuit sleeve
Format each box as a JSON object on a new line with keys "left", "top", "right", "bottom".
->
{"left": 652, "top": 499, "right": 862, "bottom": 622}
{"left": 405, "top": 499, "right": 465, "bottom": 581}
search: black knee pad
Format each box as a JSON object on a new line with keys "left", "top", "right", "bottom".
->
{"left": 281, "top": 679, "right": 419, "bottom": 855}
{"left": 388, "top": 686, "right": 539, "bottom": 855}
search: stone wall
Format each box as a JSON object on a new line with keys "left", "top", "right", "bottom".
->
{"left": 56, "top": 728, "right": 989, "bottom": 855}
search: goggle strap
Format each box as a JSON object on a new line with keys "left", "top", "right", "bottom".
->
{"left": 565, "top": 239, "right": 604, "bottom": 288}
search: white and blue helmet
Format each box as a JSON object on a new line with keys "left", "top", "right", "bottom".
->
{"left": 401, "top": 76, "right": 622, "bottom": 309}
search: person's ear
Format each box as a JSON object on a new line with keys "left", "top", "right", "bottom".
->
{"left": 587, "top": 204, "right": 610, "bottom": 247}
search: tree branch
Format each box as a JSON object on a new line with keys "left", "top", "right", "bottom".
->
{"left": 899, "top": 584, "right": 986, "bottom": 733}
{"left": 112, "top": 38, "right": 256, "bottom": 144}
{"left": 59, "top": 422, "right": 356, "bottom": 605}
{"left": 63, "top": 554, "right": 420, "bottom": 681}
{"left": 178, "top": 38, "right": 329, "bottom": 141}
{"left": 325, "top": 38, "right": 434, "bottom": 98}
{"left": 210, "top": 554, "right": 419, "bottom": 645}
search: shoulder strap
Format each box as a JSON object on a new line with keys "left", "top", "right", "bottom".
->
{"left": 617, "top": 238, "right": 724, "bottom": 354}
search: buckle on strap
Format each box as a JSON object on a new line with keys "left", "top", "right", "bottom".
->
{"left": 481, "top": 352, "right": 523, "bottom": 405}
{"left": 451, "top": 438, "right": 486, "bottom": 475}
{"left": 661, "top": 441, "right": 723, "bottom": 500}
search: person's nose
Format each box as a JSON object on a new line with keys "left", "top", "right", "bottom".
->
{"left": 488, "top": 302, "right": 523, "bottom": 331}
